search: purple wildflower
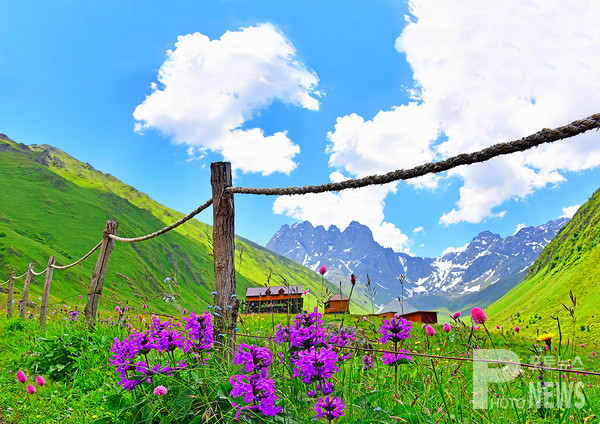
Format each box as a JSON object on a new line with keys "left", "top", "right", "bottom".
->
{"left": 382, "top": 350, "right": 412, "bottom": 366}
{"left": 274, "top": 324, "right": 289, "bottom": 345}
{"left": 380, "top": 317, "right": 412, "bottom": 344}
{"left": 319, "top": 265, "right": 327, "bottom": 275}
{"left": 307, "top": 381, "right": 334, "bottom": 397}
{"left": 35, "top": 376, "right": 45, "bottom": 386}
{"left": 233, "top": 343, "right": 272, "bottom": 373}
{"left": 292, "top": 347, "right": 339, "bottom": 384}
{"left": 426, "top": 325, "right": 436, "bottom": 336}
{"left": 27, "top": 384, "right": 36, "bottom": 395}
{"left": 230, "top": 370, "right": 282, "bottom": 419}
{"left": 315, "top": 396, "right": 345, "bottom": 421}
{"left": 363, "top": 355, "right": 374, "bottom": 370}
{"left": 184, "top": 311, "right": 214, "bottom": 351}
{"left": 443, "top": 323, "right": 451, "bottom": 333}
{"left": 16, "top": 370, "right": 27, "bottom": 384}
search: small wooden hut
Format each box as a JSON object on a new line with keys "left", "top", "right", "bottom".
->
{"left": 244, "top": 285, "right": 303, "bottom": 313}
{"left": 324, "top": 294, "right": 349, "bottom": 314}
{"left": 373, "top": 310, "right": 438, "bottom": 324}
{"left": 400, "top": 310, "right": 437, "bottom": 324}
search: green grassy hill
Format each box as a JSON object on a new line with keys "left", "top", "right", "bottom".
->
{"left": 487, "top": 186, "right": 600, "bottom": 341}
{"left": 0, "top": 134, "right": 368, "bottom": 315}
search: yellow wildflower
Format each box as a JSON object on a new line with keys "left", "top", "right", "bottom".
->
{"left": 537, "top": 333, "right": 555, "bottom": 342}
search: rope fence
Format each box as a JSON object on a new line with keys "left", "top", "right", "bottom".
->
{"left": 228, "top": 113, "right": 600, "bottom": 196}
{"left": 30, "top": 268, "right": 48, "bottom": 276}
{"left": 51, "top": 241, "right": 102, "bottom": 270}
{"left": 1, "top": 112, "right": 600, "bottom": 336}
{"left": 109, "top": 198, "right": 213, "bottom": 243}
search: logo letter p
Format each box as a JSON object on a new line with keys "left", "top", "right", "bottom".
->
{"left": 473, "top": 349, "right": 521, "bottom": 409}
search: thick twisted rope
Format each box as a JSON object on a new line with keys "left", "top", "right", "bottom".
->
{"left": 31, "top": 267, "right": 48, "bottom": 276}
{"left": 109, "top": 198, "right": 213, "bottom": 243}
{"left": 51, "top": 241, "right": 103, "bottom": 270}
{"left": 228, "top": 113, "right": 600, "bottom": 196}
{"left": 1, "top": 271, "right": 28, "bottom": 283}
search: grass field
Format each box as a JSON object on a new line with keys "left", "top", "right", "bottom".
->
{"left": 0, "top": 303, "right": 598, "bottom": 424}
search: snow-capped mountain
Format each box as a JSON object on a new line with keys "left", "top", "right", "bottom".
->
{"left": 266, "top": 218, "right": 569, "bottom": 309}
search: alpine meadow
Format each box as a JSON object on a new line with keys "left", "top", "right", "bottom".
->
{"left": 3, "top": 2, "right": 600, "bottom": 423}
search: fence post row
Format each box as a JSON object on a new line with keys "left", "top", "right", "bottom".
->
{"left": 210, "top": 162, "right": 239, "bottom": 351}
{"left": 84, "top": 220, "right": 119, "bottom": 329}
{"left": 6, "top": 271, "right": 15, "bottom": 318}
{"left": 39, "top": 256, "right": 55, "bottom": 330}
{"left": 19, "top": 263, "right": 33, "bottom": 317}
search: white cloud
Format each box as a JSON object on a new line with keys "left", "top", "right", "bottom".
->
{"left": 561, "top": 204, "right": 580, "bottom": 218}
{"left": 273, "top": 172, "right": 411, "bottom": 252}
{"left": 133, "top": 23, "right": 319, "bottom": 175}
{"left": 413, "top": 226, "right": 424, "bottom": 234}
{"left": 325, "top": 0, "right": 600, "bottom": 226}
{"left": 514, "top": 223, "right": 526, "bottom": 235}
{"left": 441, "top": 242, "right": 469, "bottom": 257}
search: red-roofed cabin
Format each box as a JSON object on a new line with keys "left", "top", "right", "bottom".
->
{"left": 400, "top": 311, "right": 437, "bottom": 324}
{"left": 324, "top": 294, "right": 349, "bottom": 314}
{"left": 245, "top": 285, "right": 303, "bottom": 314}
{"left": 373, "top": 311, "right": 438, "bottom": 324}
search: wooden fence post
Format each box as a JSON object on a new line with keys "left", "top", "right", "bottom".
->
{"left": 84, "top": 220, "right": 118, "bottom": 329}
{"left": 39, "top": 256, "right": 55, "bottom": 330}
{"left": 19, "top": 263, "right": 33, "bottom": 318}
{"left": 7, "top": 272, "right": 15, "bottom": 318}
{"left": 210, "top": 162, "right": 238, "bottom": 351}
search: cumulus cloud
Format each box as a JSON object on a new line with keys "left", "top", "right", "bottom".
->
{"left": 413, "top": 226, "right": 424, "bottom": 234}
{"left": 514, "top": 223, "right": 526, "bottom": 235}
{"left": 273, "top": 172, "right": 411, "bottom": 252}
{"left": 325, "top": 0, "right": 600, "bottom": 226}
{"left": 133, "top": 23, "right": 319, "bottom": 175}
{"left": 561, "top": 204, "right": 580, "bottom": 219}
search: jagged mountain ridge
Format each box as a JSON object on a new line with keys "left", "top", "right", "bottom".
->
{"left": 267, "top": 218, "right": 569, "bottom": 309}
{"left": 487, "top": 186, "right": 600, "bottom": 341}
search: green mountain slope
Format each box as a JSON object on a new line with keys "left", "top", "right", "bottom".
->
{"left": 487, "top": 186, "right": 600, "bottom": 341}
{"left": 0, "top": 135, "right": 367, "bottom": 315}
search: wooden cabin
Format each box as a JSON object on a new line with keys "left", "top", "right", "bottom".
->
{"left": 400, "top": 310, "right": 437, "bottom": 324}
{"left": 324, "top": 294, "right": 349, "bottom": 314}
{"left": 245, "top": 285, "right": 303, "bottom": 314}
{"left": 373, "top": 310, "right": 438, "bottom": 324}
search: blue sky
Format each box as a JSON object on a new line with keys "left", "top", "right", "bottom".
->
{"left": 2, "top": 0, "right": 600, "bottom": 258}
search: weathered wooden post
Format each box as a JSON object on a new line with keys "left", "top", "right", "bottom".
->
{"left": 84, "top": 220, "right": 118, "bottom": 329}
{"left": 19, "top": 263, "right": 33, "bottom": 318}
{"left": 6, "top": 271, "right": 15, "bottom": 318}
{"left": 210, "top": 162, "right": 239, "bottom": 351}
{"left": 39, "top": 256, "right": 55, "bottom": 330}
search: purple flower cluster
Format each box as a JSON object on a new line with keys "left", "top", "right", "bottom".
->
{"left": 363, "top": 354, "right": 374, "bottom": 370}
{"left": 68, "top": 309, "right": 79, "bottom": 321}
{"left": 379, "top": 317, "right": 412, "bottom": 344}
{"left": 382, "top": 350, "right": 412, "bottom": 366}
{"left": 379, "top": 316, "right": 413, "bottom": 368}
{"left": 184, "top": 311, "right": 214, "bottom": 351}
{"left": 233, "top": 343, "right": 272, "bottom": 373}
{"left": 292, "top": 346, "right": 340, "bottom": 384}
{"left": 315, "top": 395, "right": 345, "bottom": 421}
{"left": 230, "top": 343, "right": 281, "bottom": 420}
{"left": 109, "top": 312, "right": 213, "bottom": 391}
